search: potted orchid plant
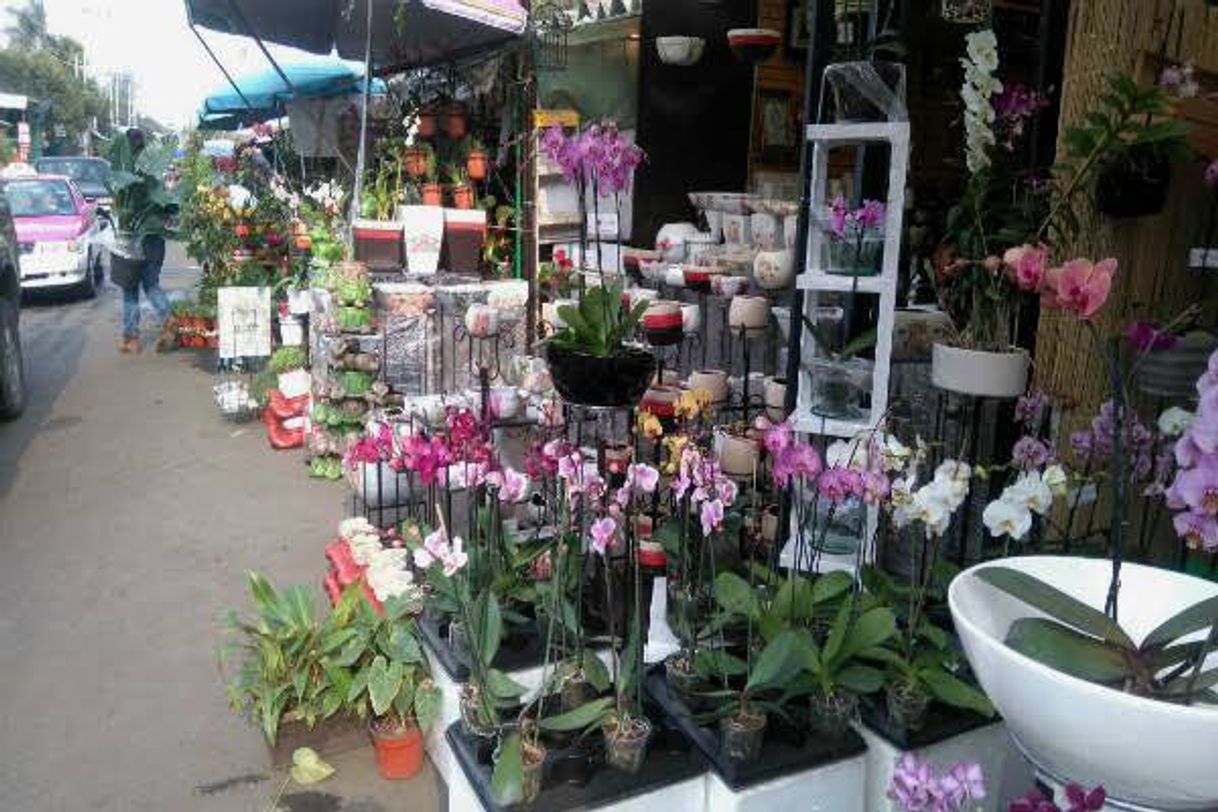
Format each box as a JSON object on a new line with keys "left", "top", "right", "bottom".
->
{"left": 822, "top": 196, "right": 886, "bottom": 276}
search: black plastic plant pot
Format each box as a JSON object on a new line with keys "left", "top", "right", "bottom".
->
{"left": 1096, "top": 147, "right": 1172, "bottom": 219}
{"left": 546, "top": 343, "right": 656, "bottom": 408}
{"left": 857, "top": 691, "right": 998, "bottom": 751}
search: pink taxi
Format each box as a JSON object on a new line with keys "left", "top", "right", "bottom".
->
{"left": 3, "top": 174, "right": 105, "bottom": 297}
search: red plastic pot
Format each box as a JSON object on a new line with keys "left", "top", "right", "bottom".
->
{"left": 324, "top": 540, "right": 364, "bottom": 586}
{"left": 370, "top": 720, "right": 424, "bottom": 780}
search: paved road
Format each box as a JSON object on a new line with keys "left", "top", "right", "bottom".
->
{"left": 0, "top": 247, "right": 439, "bottom": 811}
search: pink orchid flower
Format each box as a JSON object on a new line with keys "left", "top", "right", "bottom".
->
{"left": 627, "top": 462, "right": 660, "bottom": 494}
{"left": 590, "top": 516, "right": 617, "bottom": 555}
{"left": 1042, "top": 258, "right": 1117, "bottom": 319}
{"left": 1002, "top": 243, "right": 1049, "bottom": 292}
{"left": 700, "top": 498, "right": 725, "bottom": 536}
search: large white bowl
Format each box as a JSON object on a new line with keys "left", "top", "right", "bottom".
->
{"left": 949, "top": 556, "right": 1218, "bottom": 810}
{"left": 656, "top": 36, "right": 704, "bottom": 66}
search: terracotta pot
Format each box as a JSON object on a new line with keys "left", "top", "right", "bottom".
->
{"left": 728, "top": 295, "right": 770, "bottom": 336}
{"left": 764, "top": 376, "right": 788, "bottom": 422}
{"left": 716, "top": 429, "right": 760, "bottom": 478}
{"left": 931, "top": 343, "right": 1029, "bottom": 399}
{"left": 451, "top": 184, "right": 475, "bottom": 210}
{"left": 687, "top": 368, "right": 729, "bottom": 404}
{"left": 466, "top": 149, "right": 489, "bottom": 181}
{"left": 421, "top": 183, "right": 443, "bottom": 207}
{"left": 402, "top": 148, "right": 430, "bottom": 178}
{"left": 416, "top": 110, "right": 438, "bottom": 138}
{"left": 442, "top": 102, "right": 468, "bottom": 138}
{"left": 369, "top": 718, "right": 424, "bottom": 780}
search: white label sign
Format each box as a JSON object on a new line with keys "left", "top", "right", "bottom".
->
{"left": 217, "top": 286, "right": 272, "bottom": 359}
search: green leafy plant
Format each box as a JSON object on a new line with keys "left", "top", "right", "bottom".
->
{"left": 106, "top": 134, "right": 178, "bottom": 240}
{"left": 269, "top": 346, "right": 308, "bottom": 374}
{"left": 976, "top": 567, "right": 1218, "bottom": 703}
{"left": 795, "top": 601, "right": 897, "bottom": 700}
{"left": 548, "top": 281, "right": 647, "bottom": 358}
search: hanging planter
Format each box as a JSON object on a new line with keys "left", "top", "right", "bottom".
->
{"left": 546, "top": 343, "right": 656, "bottom": 408}
{"left": 442, "top": 101, "right": 469, "bottom": 138}
{"left": 656, "top": 36, "right": 705, "bottom": 67}
{"left": 1095, "top": 144, "right": 1173, "bottom": 219}
{"left": 451, "top": 183, "right": 476, "bottom": 210}
{"left": 466, "top": 148, "right": 490, "bottom": 181}
{"left": 402, "top": 145, "right": 431, "bottom": 179}
{"left": 726, "top": 29, "right": 780, "bottom": 63}
{"left": 416, "top": 106, "right": 439, "bottom": 138}
{"left": 931, "top": 343, "right": 1029, "bottom": 399}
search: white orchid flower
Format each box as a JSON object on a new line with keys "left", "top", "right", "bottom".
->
{"left": 983, "top": 498, "right": 1032, "bottom": 541}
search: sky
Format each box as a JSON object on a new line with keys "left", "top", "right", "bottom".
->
{"left": 0, "top": 0, "right": 323, "bottom": 128}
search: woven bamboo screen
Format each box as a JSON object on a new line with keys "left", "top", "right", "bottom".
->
{"left": 1034, "top": 0, "right": 1218, "bottom": 420}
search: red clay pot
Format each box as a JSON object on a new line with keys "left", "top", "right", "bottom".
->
{"left": 442, "top": 103, "right": 468, "bottom": 138}
{"left": 451, "top": 184, "right": 475, "bottom": 210}
{"left": 416, "top": 111, "right": 437, "bottom": 138}
{"left": 402, "top": 148, "right": 430, "bottom": 179}
{"left": 370, "top": 720, "right": 424, "bottom": 780}
{"left": 421, "top": 183, "right": 444, "bottom": 207}
{"left": 466, "top": 150, "right": 489, "bottom": 181}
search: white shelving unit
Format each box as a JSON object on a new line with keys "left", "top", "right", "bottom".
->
{"left": 782, "top": 121, "right": 910, "bottom": 573}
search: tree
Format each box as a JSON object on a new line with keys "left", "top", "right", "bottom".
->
{"left": 5, "top": 0, "right": 47, "bottom": 51}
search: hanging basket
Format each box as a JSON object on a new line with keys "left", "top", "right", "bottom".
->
{"left": 931, "top": 344, "right": 1029, "bottom": 399}
{"left": 546, "top": 343, "right": 655, "bottom": 408}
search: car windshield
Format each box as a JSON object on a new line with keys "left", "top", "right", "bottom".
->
{"left": 6, "top": 179, "right": 76, "bottom": 217}
{"left": 35, "top": 159, "right": 109, "bottom": 185}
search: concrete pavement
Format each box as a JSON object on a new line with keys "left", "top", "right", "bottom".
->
{"left": 0, "top": 246, "right": 441, "bottom": 811}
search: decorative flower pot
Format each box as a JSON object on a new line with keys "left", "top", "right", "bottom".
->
{"left": 716, "top": 429, "right": 761, "bottom": 478}
{"left": 681, "top": 303, "right": 701, "bottom": 335}
{"left": 685, "top": 233, "right": 719, "bottom": 265}
{"left": 720, "top": 709, "right": 767, "bottom": 763}
{"left": 442, "top": 102, "right": 468, "bottom": 138}
{"left": 397, "top": 205, "right": 445, "bottom": 275}
{"left": 687, "top": 369, "right": 729, "bottom": 405}
{"left": 369, "top": 718, "right": 424, "bottom": 780}
{"left": 466, "top": 149, "right": 490, "bottom": 181}
{"left": 489, "top": 386, "right": 520, "bottom": 420}
{"left": 656, "top": 222, "right": 700, "bottom": 263}
{"left": 808, "top": 690, "right": 858, "bottom": 738}
{"left": 931, "top": 343, "right": 1030, "bottom": 399}
{"left": 464, "top": 303, "right": 500, "bottom": 337}
{"left": 421, "top": 183, "right": 443, "bottom": 207}
{"left": 641, "top": 384, "right": 681, "bottom": 418}
{"left": 750, "top": 212, "right": 782, "bottom": 250}
{"left": 1096, "top": 146, "right": 1171, "bottom": 219}
{"left": 711, "top": 274, "right": 748, "bottom": 298}
{"left": 352, "top": 219, "right": 404, "bottom": 271}
{"left": 643, "top": 301, "right": 685, "bottom": 346}
{"left": 726, "top": 28, "right": 781, "bottom": 63}
{"left": 824, "top": 234, "right": 883, "bottom": 276}
{"left": 722, "top": 213, "right": 752, "bottom": 247}
{"left": 656, "top": 35, "right": 705, "bottom": 66}
{"left": 664, "top": 265, "right": 687, "bottom": 288}
{"left": 764, "top": 376, "right": 788, "bottom": 423}
{"left": 402, "top": 147, "right": 430, "bottom": 178}
{"left": 546, "top": 344, "right": 656, "bottom": 408}
{"left": 810, "top": 357, "right": 869, "bottom": 418}
{"left": 683, "top": 266, "right": 720, "bottom": 292}
{"left": 753, "top": 250, "right": 795, "bottom": 290}
{"left": 605, "top": 716, "right": 653, "bottom": 774}
{"left": 1135, "top": 330, "right": 1218, "bottom": 398}
{"left": 885, "top": 681, "right": 931, "bottom": 733}
{"left": 416, "top": 109, "right": 438, "bottom": 137}
{"left": 728, "top": 295, "right": 770, "bottom": 337}
{"left": 949, "top": 556, "right": 1218, "bottom": 810}
{"left": 451, "top": 184, "right": 476, "bottom": 210}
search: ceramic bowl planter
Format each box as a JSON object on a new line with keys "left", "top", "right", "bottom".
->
{"left": 656, "top": 36, "right": 705, "bottom": 66}
{"left": 753, "top": 250, "right": 794, "bottom": 290}
{"left": 643, "top": 301, "right": 685, "bottom": 346}
{"left": 546, "top": 344, "right": 656, "bottom": 408}
{"left": 466, "top": 149, "right": 490, "bottom": 181}
{"left": 931, "top": 344, "right": 1029, "bottom": 399}
{"left": 763, "top": 376, "right": 788, "bottom": 422}
{"left": 681, "top": 303, "right": 701, "bottom": 335}
{"left": 1096, "top": 145, "right": 1172, "bottom": 219}
{"left": 720, "top": 709, "right": 767, "bottom": 763}
{"left": 716, "top": 429, "right": 761, "bottom": 478}
{"left": 464, "top": 303, "right": 500, "bottom": 338}
{"left": 728, "top": 295, "right": 770, "bottom": 337}
{"left": 605, "top": 716, "right": 653, "bottom": 774}
{"left": 711, "top": 274, "right": 748, "bottom": 298}
{"left": 688, "top": 369, "right": 729, "bottom": 405}
{"left": 726, "top": 28, "right": 781, "bottom": 63}
{"left": 949, "top": 556, "right": 1218, "bottom": 810}
{"left": 750, "top": 212, "right": 782, "bottom": 250}
{"left": 369, "top": 718, "right": 425, "bottom": 779}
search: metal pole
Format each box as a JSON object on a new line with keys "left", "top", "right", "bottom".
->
{"left": 349, "top": 0, "right": 375, "bottom": 241}
{"left": 222, "top": 0, "right": 298, "bottom": 97}
{"left": 188, "top": 22, "right": 256, "bottom": 113}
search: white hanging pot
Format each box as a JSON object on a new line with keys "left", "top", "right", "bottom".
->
{"left": 931, "top": 343, "right": 1029, "bottom": 399}
{"left": 656, "top": 36, "right": 705, "bottom": 67}
{"left": 950, "top": 556, "right": 1218, "bottom": 810}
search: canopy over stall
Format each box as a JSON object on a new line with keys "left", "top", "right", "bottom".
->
{"left": 184, "top": 0, "right": 528, "bottom": 75}
{"left": 197, "top": 56, "right": 386, "bottom": 129}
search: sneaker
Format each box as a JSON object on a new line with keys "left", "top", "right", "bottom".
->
{"left": 120, "top": 336, "right": 140, "bottom": 354}
{"left": 155, "top": 320, "right": 175, "bottom": 353}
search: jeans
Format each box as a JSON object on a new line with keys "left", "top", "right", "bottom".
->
{"left": 121, "top": 236, "right": 170, "bottom": 338}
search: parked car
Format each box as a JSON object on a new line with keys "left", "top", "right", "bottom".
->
{"left": 2, "top": 174, "right": 106, "bottom": 298}
{"left": 0, "top": 188, "right": 24, "bottom": 420}
{"left": 34, "top": 156, "right": 111, "bottom": 210}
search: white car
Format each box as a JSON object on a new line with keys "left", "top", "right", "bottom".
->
{"left": 3, "top": 174, "right": 106, "bottom": 298}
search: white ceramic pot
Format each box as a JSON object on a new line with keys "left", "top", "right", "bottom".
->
{"left": 279, "top": 316, "right": 304, "bottom": 347}
{"left": 488, "top": 386, "right": 520, "bottom": 420}
{"left": 656, "top": 36, "right": 705, "bottom": 66}
{"left": 784, "top": 214, "right": 798, "bottom": 252}
{"left": 715, "top": 429, "right": 761, "bottom": 478}
{"left": 722, "top": 213, "right": 752, "bottom": 247}
{"left": 950, "top": 556, "right": 1218, "bottom": 810}
{"left": 287, "top": 289, "right": 314, "bottom": 315}
{"left": 764, "top": 376, "right": 788, "bottom": 422}
{"left": 750, "top": 212, "right": 781, "bottom": 250}
{"left": 931, "top": 343, "right": 1030, "bottom": 399}
{"left": 685, "top": 233, "right": 719, "bottom": 266}
{"left": 398, "top": 204, "right": 445, "bottom": 275}
{"left": 464, "top": 303, "right": 499, "bottom": 337}
{"left": 687, "top": 369, "right": 729, "bottom": 404}
{"left": 753, "top": 250, "right": 795, "bottom": 290}
{"left": 656, "top": 222, "right": 700, "bottom": 263}
{"left": 681, "top": 303, "right": 701, "bottom": 334}
{"left": 728, "top": 295, "right": 770, "bottom": 335}
{"left": 349, "top": 462, "right": 414, "bottom": 508}
{"left": 711, "top": 274, "right": 748, "bottom": 298}
{"left": 664, "top": 265, "right": 687, "bottom": 288}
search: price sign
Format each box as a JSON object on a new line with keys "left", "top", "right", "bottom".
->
{"left": 217, "top": 286, "right": 272, "bottom": 359}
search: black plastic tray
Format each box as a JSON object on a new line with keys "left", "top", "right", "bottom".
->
{"left": 444, "top": 712, "right": 707, "bottom": 811}
{"left": 644, "top": 666, "right": 867, "bottom": 791}
{"left": 857, "top": 692, "right": 998, "bottom": 751}
{"left": 420, "top": 615, "right": 548, "bottom": 681}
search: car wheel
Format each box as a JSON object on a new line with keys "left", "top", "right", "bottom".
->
{"left": 78, "top": 252, "right": 97, "bottom": 299}
{"left": 93, "top": 250, "right": 104, "bottom": 283}
{"left": 0, "top": 295, "right": 26, "bottom": 420}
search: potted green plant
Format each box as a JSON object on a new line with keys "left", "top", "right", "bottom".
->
{"left": 448, "top": 166, "right": 475, "bottom": 210}
{"left": 106, "top": 132, "right": 178, "bottom": 270}
{"left": 420, "top": 162, "right": 443, "bottom": 207}
{"left": 401, "top": 141, "right": 433, "bottom": 180}
{"left": 466, "top": 139, "right": 490, "bottom": 181}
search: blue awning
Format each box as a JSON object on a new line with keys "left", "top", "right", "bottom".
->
{"left": 197, "top": 56, "right": 386, "bottom": 128}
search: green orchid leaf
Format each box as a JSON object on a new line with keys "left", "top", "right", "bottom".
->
{"left": 582, "top": 650, "right": 611, "bottom": 693}
{"left": 474, "top": 591, "right": 503, "bottom": 667}
{"left": 835, "top": 664, "right": 885, "bottom": 694}
{"left": 290, "top": 748, "right": 336, "bottom": 785}
{"left": 836, "top": 607, "right": 898, "bottom": 664}
{"left": 538, "top": 697, "right": 614, "bottom": 732}
{"left": 1141, "top": 596, "right": 1218, "bottom": 651}
{"left": 976, "top": 567, "right": 1135, "bottom": 650}
{"left": 1149, "top": 641, "right": 1205, "bottom": 672}
{"left": 485, "top": 668, "right": 527, "bottom": 700}
{"left": 715, "top": 571, "right": 759, "bottom": 620}
{"left": 1162, "top": 668, "right": 1218, "bottom": 696}
{"left": 695, "top": 648, "right": 749, "bottom": 679}
{"left": 747, "top": 630, "right": 803, "bottom": 694}
{"left": 920, "top": 668, "right": 995, "bottom": 716}
{"left": 618, "top": 624, "right": 643, "bottom": 697}
{"left": 490, "top": 731, "right": 523, "bottom": 806}
{"left": 1006, "top": 618, "right": 1129, "bottom": 684}
{"left": 773, "top": 578, "right": 815, "bottom": 621}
